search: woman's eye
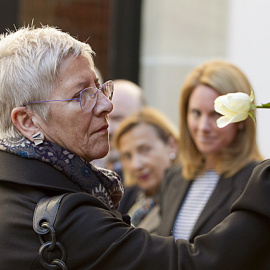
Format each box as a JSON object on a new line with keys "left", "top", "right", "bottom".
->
{"left": 139, "top": 145, "right": 151, "bottom": 154}
{"left": 121, "top": 153, "right": 131, "bottom": 161}
{"left": 73, "top": 91, "right": 82, "bottom": 100}
{"left": 191, "top": 109, "right": 201, "bottom": 117}
{"left": 213, "top": 111, "right": 222, "bottom": 120}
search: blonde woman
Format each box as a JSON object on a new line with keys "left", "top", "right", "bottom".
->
{"left": 157, "top": 59, "right": 263, "bottom": 242}
{"left": 114, "top": 107, "right": 179, "bottom": 232}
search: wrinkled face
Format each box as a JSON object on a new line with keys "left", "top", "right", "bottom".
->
{"left": 35, "top": 55, "right": 113, "bottom": 162}
{"left": 118, "top": 123, "right": 173, "bottom": 195}
{"left": 187, "top": 85, "right": 238, "bottom": 161}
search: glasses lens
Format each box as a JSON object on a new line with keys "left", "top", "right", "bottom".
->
{"left": 102, "top": 81, "right": 113, "bottom": 100}
{"left": 80, "top": 87, "right": 97, "bottom": 111}
{"left": 80, "top": 81, "right": 113, "bottom": 111}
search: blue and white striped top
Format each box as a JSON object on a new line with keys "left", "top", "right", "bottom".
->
{"left": 172, "top": 170, "right": 219, "bottom": 240}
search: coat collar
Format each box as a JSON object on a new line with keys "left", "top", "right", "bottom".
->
{"left": 164, "top": 172, "right": 192, "bottom": 234}
{"left": 0, "top": 150, "right": 80, "bottom": 193}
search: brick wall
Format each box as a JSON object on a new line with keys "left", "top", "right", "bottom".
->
{"left": 19, "top": 0, "right": 112, "bottom": 80}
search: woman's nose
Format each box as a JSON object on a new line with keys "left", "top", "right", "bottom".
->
{"left": 129, "top": 154, "right": 143, "bottom": 171}
{"left": 93, "top": 91, "right": 113, "bottom": 115}
{"left": 199, "top": 116, "right": 211, "bottom": 131}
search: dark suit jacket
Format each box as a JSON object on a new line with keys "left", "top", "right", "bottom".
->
{"left": 118, "top": 185, "right": 140, "bottom": 214}
{"left": 157, "top": 162, "right": 259, "bottom": 242}
{"left": 1, "top": 150, "right": 270, "bottom": 269}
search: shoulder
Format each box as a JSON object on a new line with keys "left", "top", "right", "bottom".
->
{"left": 118, "top": 185, "right": 139, "bottom": 214}
{"left": 161, "top": 165, "right": 184, "bottom": 187}
{"left": 60, "top": 192, "right": 112, "bottom": 212}
{"left": 255, "top": 159, "right": 270, "bottom": 171}
{"left": 246, "top": 159, "right": 270, "bottom": 183}
{"left": 163, "top": 165, "right": 183, "bottom": 183}
{"left": 240, "top": 160, "right": 260, "bottom": 174}
{"left": 232, "top": 159, "right": 270, "bottom": 218}
{"left": 164, "top": 165, "right": 183, "bottom": 177}
{"left": 123, "top": 185, "right": 140, "bottom": 195}
{"left": 229, "top": 160, "right": 260, "bottom": 185}
{"left": 55, "top": 192, "right": 127, "bottom": 231}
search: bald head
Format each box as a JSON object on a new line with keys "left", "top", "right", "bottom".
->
{"left": 108, "top": 79, "right": 146, "bottom": 138}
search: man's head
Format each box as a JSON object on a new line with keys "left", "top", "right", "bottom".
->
{"left": 95, "top": 79, "right": 146, "bottom": 174}
{"left": 108, "top": 79, "right": 146, "bottom": 141}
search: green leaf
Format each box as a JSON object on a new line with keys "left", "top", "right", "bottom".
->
{"left": 250, "top": 104, "right": 256, "bottom": 110}
{"left": 249, "top": 111, "right": 256, "bottom": 124}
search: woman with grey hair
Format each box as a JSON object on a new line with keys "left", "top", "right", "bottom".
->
{"left": 0, "top": 25, "right": 270, "bottom": 270}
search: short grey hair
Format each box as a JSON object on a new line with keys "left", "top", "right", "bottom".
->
{"left": 0, "top": 25, "right": 95, "bottom": 138}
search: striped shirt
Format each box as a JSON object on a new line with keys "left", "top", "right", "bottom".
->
{"left": 172, "top": 170, "right": 219, "bottom": 240}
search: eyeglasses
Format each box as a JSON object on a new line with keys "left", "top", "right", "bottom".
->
{"left": 23, "top": 80, "right": 114, "bottom": 111}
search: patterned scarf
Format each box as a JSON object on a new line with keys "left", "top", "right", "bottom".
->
{"left": 0, "top": 137, "right": 124, "bottom": 210}
{"left": 127, "top": 190, "right": 158, "bottom": 227}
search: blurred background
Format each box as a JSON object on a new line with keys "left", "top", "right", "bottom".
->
{"left": 1, "top": 0, "right": 270, "bottom": 158}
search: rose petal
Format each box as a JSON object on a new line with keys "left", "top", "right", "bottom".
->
{"left": 230, "top": 112, "right": 249, "bottom": 123}
{"left": 216, "top": 116, "right": 232, "bottom": 128}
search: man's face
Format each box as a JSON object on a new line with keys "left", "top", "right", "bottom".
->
{"left": 108, "top": 87, "right": 142, "bottom": 145}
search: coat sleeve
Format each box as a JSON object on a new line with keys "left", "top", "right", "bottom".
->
{"left": 176, "top": 160, "right": 270, "bottom": 269}
{"left": 54, "top": 159, "right": 270, "bottom": 270}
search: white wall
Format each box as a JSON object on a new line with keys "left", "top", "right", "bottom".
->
{"left": 140, "top": 0, "right": 228, "bottom": 128}
{"left": 228, "top": 0, "right": 270, "bottom": 158}
{"left": 140, "top": 0, "right": 270, "bottom": 159}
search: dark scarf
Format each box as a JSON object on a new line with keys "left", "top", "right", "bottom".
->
{"left": 0, "top": 137, "right": 123, "bottom": 210}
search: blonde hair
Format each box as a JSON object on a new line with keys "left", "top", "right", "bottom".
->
{"left": 0, "top": 25, "right": 95, "bottom": 139}
{"left": 179, "top": 59, "right": 262, "bottom": 180}
{"left": 114, "top": 107, "right": 179, "bottom": 185}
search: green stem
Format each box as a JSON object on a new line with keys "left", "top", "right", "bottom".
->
{"left": 256, "top": 103, "right": 270, "bottom": 108}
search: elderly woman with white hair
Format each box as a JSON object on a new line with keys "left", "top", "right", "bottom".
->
{"left": 0, "top": 25, "right": 270, "bottom": 270}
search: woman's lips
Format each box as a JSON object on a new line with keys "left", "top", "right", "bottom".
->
{"left": 96, "top": 125, "right": 109, "bottom": 133}
{"left": 137, "top": 173, "right": 150, "bottom": 181}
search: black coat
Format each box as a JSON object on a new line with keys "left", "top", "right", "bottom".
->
{"left": 157, "top": 162, "right": 258, "bottom": 242}
{"left": 1, "top": 150, "right": 270, "bottom": 270}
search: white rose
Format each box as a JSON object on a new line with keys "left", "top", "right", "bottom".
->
{"left": 214, "top": 92, "right": 252, "bottom": 128}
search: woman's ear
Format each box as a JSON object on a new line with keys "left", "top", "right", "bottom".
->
{"left": 237, "top": 122, "right": 245, "bottom": 131}
{"left": 11, "top": 107, "right": 41, "bottom": 142}
{"left": 167, "top": 136, "right": 179, "bottom": 161}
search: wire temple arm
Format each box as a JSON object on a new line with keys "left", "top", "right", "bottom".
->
{"left": 24, "top": 98, "right": 78, "bottom": 106}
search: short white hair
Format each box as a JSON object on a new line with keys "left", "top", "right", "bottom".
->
{"left": 0, "top": 25, "right": 95, "bottom": 138}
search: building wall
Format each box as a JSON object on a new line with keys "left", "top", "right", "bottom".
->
{"left": 140, "top": 0, "right": 229, "bottom": 128}
{"left": 140, "top": 0, "right": 270, "bottom": 158}
{"left": 227, "top": 0, "right": 270, "bottom": 158}
{"left": 19, "top": 0, "right": 113, "bottom": 81}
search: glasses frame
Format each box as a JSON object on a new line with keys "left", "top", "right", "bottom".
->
{"left": 23, "top": 80, "right": 114, "bottom": 112}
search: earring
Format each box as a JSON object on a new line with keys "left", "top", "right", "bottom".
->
{"left": 238, "top": 123, "right": 244, "bottom": 131}
{"left": 169, "top": 153, "right": 176, "bottom": 160}
{"left": 33, "top": 131, "right": 44, "bottom": 146}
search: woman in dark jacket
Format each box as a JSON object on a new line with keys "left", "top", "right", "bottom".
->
{"left": 157, "top": 60, "right": 263, "bottom": 242}
{"left": 0, "top": 25, "right": 270, "bottom": 270}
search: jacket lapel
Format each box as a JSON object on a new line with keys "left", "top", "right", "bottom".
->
{"left": 163, "top": 174, "right": 192, "bottom": 235}
{"left": 190, "top": 175, "right": 233, "bottom": 239}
